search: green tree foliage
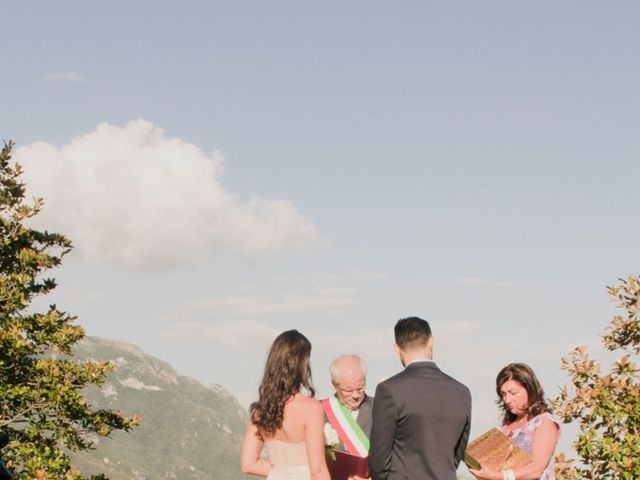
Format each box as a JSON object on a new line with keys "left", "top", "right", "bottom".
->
{"left": 0, "top": 141, "right": 141, "bottom": 479}
{"left": 553, "top": 275, "right": 640, "bottom": 479}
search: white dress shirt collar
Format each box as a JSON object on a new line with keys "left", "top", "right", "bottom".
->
{"left": 407, "top": 358, "right": 434, "bottom": 366}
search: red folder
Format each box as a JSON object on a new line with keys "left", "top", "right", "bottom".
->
{"left": 326, "top": 450, "right": 369, "bottom": 480}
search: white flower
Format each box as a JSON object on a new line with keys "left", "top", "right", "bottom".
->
{"left": 324, "top": 423, "right": 340, "bottom": 448}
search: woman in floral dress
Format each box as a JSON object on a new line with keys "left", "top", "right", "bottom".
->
{"left": 470, "top": 363, "right": 560, "bottom": 480}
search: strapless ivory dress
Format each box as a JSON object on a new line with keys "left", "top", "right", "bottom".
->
{"left": 265, "top": 440, "right": 310, "bottom": 480}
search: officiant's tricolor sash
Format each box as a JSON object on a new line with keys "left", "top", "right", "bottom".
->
{"left": 322, "top": 396, "right": 370, "bottom": 457}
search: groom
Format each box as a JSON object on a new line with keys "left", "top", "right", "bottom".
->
{"left": 369, "top": 317, "right": 471, "bottom": 480}
{"left": 323, "top": 355, "right": 373, "bottom": 457}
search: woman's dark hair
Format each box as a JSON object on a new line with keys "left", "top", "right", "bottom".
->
{"left": 496, "top": 362, "right": 551, "bottom": 425}
{"left": 249, "top": 330, "right": 315, "bottom": 439}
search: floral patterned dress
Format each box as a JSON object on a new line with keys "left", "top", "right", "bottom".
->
{"left": 500, "top": 412, "right": 560, "bottom": 480}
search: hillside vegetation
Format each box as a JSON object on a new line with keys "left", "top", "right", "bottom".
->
{"left": 71, "top": 336, "right": 248, "bottom": 480}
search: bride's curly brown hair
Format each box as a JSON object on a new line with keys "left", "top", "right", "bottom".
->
{"left": 250, "top": 330, "right": 315, "bottom": 440}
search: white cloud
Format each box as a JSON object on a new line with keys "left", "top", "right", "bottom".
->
{"left": 162, "top": 270, "right": 386, "bottom": 352}
{"left": 275, "top": 271, "right": 387, "bottom": 285}
{"left": 313, "top": 328, "right": 395, "bottom": 359}
{"left": 458, "top": 277, "right": 515, "bottom": 288}
{"left": 162, "top": 319, "right": 279, "bottom": 350}
{"left": 173, "top": 289, "right": 359, "bottom": 318}
{"left": 41, "top": 72, "right": 88, "bottom": 83}
{"left": 15, "top": 120, "right": 318, "bottom": 272}
{"left": 61, "top": 287, "right": 105, "bottom": 305}
{"left": 167, "top": 270, "right": 384, "bottom": 320}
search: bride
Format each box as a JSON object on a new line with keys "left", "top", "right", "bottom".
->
{"left": 240, "top": 330, "right": 331, "bottom": 480}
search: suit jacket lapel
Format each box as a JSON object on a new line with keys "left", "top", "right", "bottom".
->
{"left": 356, "top": 395, "right": 373, "bottom": 437}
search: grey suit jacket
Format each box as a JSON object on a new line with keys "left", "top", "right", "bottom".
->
{"left": 369, "top": 362, "right": 471, "bottom": 480}
{"left": 324, "top": 394, "right": 374, "bottom": 452}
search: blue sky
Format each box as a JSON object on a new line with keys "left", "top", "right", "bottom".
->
{"left": 2, "top": 1, "right": 639, "bottom": 465}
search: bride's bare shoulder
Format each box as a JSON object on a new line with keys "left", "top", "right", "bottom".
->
{"left": 289, "top": 394, "right": 322, "bottom": 411}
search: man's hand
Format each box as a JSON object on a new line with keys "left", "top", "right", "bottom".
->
{"left": 348, "top": 476, "right": 370, "bottom": 480}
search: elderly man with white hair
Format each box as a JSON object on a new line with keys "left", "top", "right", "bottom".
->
{"left": 322, "top": 354, "right": 374, "bottom": 459}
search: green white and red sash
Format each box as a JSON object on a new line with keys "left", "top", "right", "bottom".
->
{"left": 322, "top": 395, "right": 370, "bottom": 457}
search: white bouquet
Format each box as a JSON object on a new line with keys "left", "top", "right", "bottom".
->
{"left": 324, "top": 423, "right": 340, "bottom": 461}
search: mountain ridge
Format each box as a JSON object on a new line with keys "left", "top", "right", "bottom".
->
{"left": 70, "top": 336, "right": 248, "bottom": 480}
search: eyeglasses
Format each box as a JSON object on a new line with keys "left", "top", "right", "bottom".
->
{"left": 337, "top": 385, "right": 366, "bottom": 396}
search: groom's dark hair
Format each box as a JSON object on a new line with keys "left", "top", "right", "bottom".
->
{"left": 395, "top": 316, "right": 431, "bottom": 350}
